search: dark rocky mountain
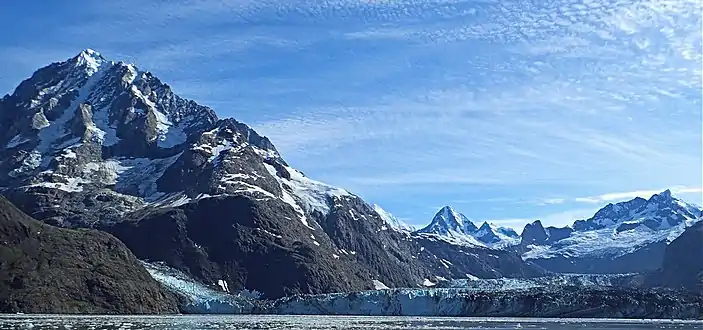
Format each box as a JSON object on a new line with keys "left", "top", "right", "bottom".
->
{"left": 521, "top": 191, "right": 702, "bottom": 274}
{"left": 0, "top": 195, "right": 179, "bottom": 313}
{"left": 520, "top": 220, "right": 573, "bottom": 246}
{"left": 646, "top": 221, "right": 703, "bottom": 292}
{"left": 0, "top": 50, "right": 543, "bottom": 300}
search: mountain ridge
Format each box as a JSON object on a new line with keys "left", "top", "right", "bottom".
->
{"left": 413, "top": 191, "right": 701, "bottom": 274}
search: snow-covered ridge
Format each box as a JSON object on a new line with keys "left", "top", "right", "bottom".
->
{"left": 373, "top": 204, "right": 415, "bottom": 232}
{"left": 524, "top": 191, "right": 703, "bottom": 261}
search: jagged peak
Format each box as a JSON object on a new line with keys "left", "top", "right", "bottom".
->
{"left": 433, "top": 206, "right": 471, "bottom": 227}
{"left": 417, "top": 205, "right": 478, "bottom": 236}
{"left": 478, "top": 221, "right": 493, "bottom": 232}
{"left": 438, "top": 205, "right": 454, "bottom": 212}
{"left": 648, "top": 189, "right": 674, "bottom": 202}
{"left": 77, "top": 48, "right": 102, "bottom": 59}
{"left": 71, "top": 49, "right": 108, "bottom": 75}
{"left": 522, "top": 220, "right": 546, "bottom": 234}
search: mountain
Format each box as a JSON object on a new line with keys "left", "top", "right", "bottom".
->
{"left": 417, "top": 206, "right": 519, "bottom": 247}
{"left": 0, "top": 50, "right": 543, "bottom": 300}
{"left": 416, "top": 206, "right": 479, "bottom": 244}
{"left": 0, "top": 195, "right": 179, "bottom": 313}
{"left": 645, "top": 221, "right": 703, "bottom": 292}
{"left": 573, "top": 190, "right": 701, "bottom": 232}
{"left": 522, "top": 190, "right": 703, "bottom": 274}
{"left": 474, "top": 221, "right": 519, "bottom": 246}
{"left": 520, "top": 220, "right": 573, "bottom": 246}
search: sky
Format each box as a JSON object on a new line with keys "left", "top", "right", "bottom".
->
{"left": 0, "top": 0, "right": 701, "bottom": 230}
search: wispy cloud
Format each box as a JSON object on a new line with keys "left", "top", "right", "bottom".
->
{"left": 1, "top": 0, "right": 701, "bottom": 227}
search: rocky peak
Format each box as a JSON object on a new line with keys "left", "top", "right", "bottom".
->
{"left": 475, "top": 221, "right": 500, "bottom": 243}
{"left": 417, "top": 206, "right": 477, "bottom": 236}
{"left": 71, "top": 49, "right": 107, "bottom": 75}
{"left": 520, "top": 220, "right": 574, "bottom": 247}
{"left": 521, "top": 220, "right": 548, "bottom": 245}
{"left": 654, "top": 188, "right": 672, "bottom": 199}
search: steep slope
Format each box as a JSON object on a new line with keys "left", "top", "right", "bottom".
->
{"left": 645, "top": 221, "right": 703, "bottom": 292}
{"left": 523, "top": 191, "right": 702, "bottom": 274}
{"left": 372, "top": 204, "right": 415, "bottom": 232}
{"left": 0, "top": 50, "right": 543, "bottom": 299}
{"left": 0, "top": 195, "right": 179, "bottom": 314}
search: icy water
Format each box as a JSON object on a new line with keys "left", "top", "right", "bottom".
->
{"left": 2, "top": 315, "right": 703, "bottom": 329}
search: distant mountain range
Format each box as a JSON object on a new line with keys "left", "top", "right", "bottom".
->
{"left": 415, "top": 206, "right": 519, "bottom": 247}
{"left": 412, "top": 189, "right": 702, "bottom": 274}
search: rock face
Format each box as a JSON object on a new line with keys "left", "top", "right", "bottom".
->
{"left": 520, "top": 220, "right": 573, "bottom": 246}
{"left": 0, "top": 196, "right": 179, "bottom": 314}
{"left": 646, "top": 221, "right": 703, "bottom": 292}
{"left": 521, "top": 191, "right": 702, "bottom": 274}
{"left": 104, "top": 195, "right": 544, "bottom": 298}
{"left": 0, "top": 50, "right": 543, "bottom": 299}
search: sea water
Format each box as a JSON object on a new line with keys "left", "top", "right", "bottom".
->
{"left": 2, "top": 315, "right": 702, "bottom": 329}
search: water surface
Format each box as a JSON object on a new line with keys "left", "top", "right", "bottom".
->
{"left": 2, "top": 315, "right": 703, "bottom": 329}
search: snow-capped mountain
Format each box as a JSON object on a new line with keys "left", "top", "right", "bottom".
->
{"left": 416, "top": 206, "right": 477, "bottom": 240}
{"left": 573, "top": 189, "right": 701, "bottom": 232}
{"left": 522, "top": 190, "right": 703, "bottom": 274}
{"left": 416, "top": 191, "right": 701, "bottom": 275}
{"left": 416, "top": 206, "right": 520, "bottom": 247}
{"left": 0, "top": 50, "right": 542, "bottom": 298}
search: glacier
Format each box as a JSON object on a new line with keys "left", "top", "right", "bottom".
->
{"left": 143, "top": 262, "right": 701, "bottom": 319}
{"left": 141, "top": 261, "right": 258, "bottom": 314}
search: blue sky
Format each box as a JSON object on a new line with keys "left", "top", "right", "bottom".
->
{"left": 1, "top": 0, "right": 701, "bottom": 230}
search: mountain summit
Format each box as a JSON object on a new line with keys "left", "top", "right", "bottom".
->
{"left": 418, "top": 206, "right": 477, "bottom": 236}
